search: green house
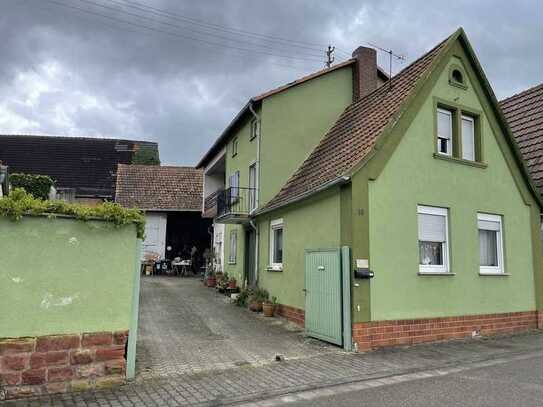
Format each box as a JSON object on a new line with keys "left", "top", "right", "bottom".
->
{"left": 198, "top": 28, "right": 543, "bottom": 350}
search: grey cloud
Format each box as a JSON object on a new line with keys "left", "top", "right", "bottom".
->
{"left": 0, "top": 0, "right": 541, "bottom": 165}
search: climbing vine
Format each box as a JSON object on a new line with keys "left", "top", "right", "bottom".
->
{"left": 0, "top": 188, "right": 145, "bottom": 239}
{"left": 9, "top": 173, "right": 55, "bottom": 200}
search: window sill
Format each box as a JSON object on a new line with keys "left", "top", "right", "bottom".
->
{"left": 418, "top": 271, "right": 456, "bottom": 276}
{"left": 267, "top": 266, "right": 283, "bottom": 272}
{"left": 479, "top": 272, "right": 510, "bottom": 276}
{"left": 433, "top": 153, "right": 487, "bottom": 169}
{"left": 228, "top": 261, "right": 237, "bottom": 265}
{"left": 448, "top": 79, "right": 468, "bottom": 90}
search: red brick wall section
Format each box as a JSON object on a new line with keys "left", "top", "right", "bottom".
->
{"left": 352, "top": 311, "right": 538, "bottom": 352}
{"left": 276, "top": 304, "right": 305, "bottom": 327}
{"left": 0, "top": 331, "right": 128, "bottom": 400}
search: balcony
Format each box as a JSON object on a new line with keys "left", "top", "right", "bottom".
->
{"left": 208, "top": 187, "right": 256, "bottom": 224}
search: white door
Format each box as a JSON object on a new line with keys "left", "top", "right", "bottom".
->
{"left": 143, "top": 212, "right": 167, "bottom": 259}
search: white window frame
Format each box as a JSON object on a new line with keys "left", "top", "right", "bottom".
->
{"left": 229, "top": 230, "right": 237, "bottom": 264}
{"left": 461, "top": 114, "right": 475, "bottom": 161}
{"left": 478, "top": 213, "right": 505, "bottom": 275}
{"left": 232, "top": 137, "right": 238, "bottom": 157}
{"left": 250, "top": 119, "right": 260, "bottom": 141}
{"left": 417, "top": 205, "right": 450, "bottom": 274}
{"left": 437, "top": 108, "right": 453, "bottom": 156}
{"left": 269, "top": 218, "right": 284, "bottom": 271}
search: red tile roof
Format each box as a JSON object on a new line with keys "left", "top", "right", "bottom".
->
{"left": 115, "top": 164, "right": 202, "bottom": 211}
{"left": 500, "top": 83, "right": 543, "bottom": 194}
{"left": 260, "top": 35, "right": 451, "bottom": 212}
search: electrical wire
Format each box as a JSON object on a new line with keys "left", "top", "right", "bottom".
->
{"left": 42, "top": 0, "right": 324, "bottom": 64}
{"left": 74, "top": 0, "right": 326, "bottom": 60}
{"left": 107, "top": 0, "right": 329, "bottom": 52}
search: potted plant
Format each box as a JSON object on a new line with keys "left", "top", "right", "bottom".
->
{"left": 217, "top": 272, "right": 229, "bottom": 293}
{"left": 207, "top": 272, "right": 217, "bottom": 288}
{"left": 249, "top": 288, "right": 269, "bottom": 312}
{"left": 227, "top": 277, "right": 237, "bottom": 290}
{"left": 233, "top": 288, "right": 250, "bottom": 307}
{"left": 262, "top": 296, "right": 277, "bottom": 317}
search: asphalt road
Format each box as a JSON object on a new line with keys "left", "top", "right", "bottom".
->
{"left": 265, "top": 354, "right": 543, "bottom": 407}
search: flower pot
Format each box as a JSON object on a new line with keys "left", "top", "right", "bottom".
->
{"left": 207, "top": 277, "right": 216, "bottom": 287}
{"left": 249, "top": 301, "right": 262, "bottom": 312}
{"left": 227, "top": 280, "right": 237, "bottom": 289}
{"left": 262, "top": 303, "right": 275, "bottom": 317}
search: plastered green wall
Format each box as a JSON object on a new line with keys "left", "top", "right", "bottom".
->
{"left": 259, "top": 66, "right": 353, "bottom": 205}
{"left": 257, "top": 189, "right": 341, "bottom": 310}
{"left": 365, "top": 47, "right": 538, "bottom": 321}
{"left": 0, "top": 216, "right": 138, "bottom": 338}
{"left": 223, "top": 65, "right": 352, "bottom": 282}
{"left": 224, "top": 110, "right": 256, "bottom": 283}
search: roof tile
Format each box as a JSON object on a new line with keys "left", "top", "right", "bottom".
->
{"left": 115, "top": 165, "right": 202, "bottom": 211}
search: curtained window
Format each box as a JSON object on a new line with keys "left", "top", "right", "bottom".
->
{"left": 478, "top": 213, "right": 504, "bottom": 274}
{"left": 418, "top": 205, "right": 449, "bottom": 273}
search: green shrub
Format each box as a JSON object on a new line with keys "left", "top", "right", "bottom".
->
{"left": 132, "top": 145, "right": 160, "bottom": 165}
{"left": 0, "top": 188, "right": 145, "bottom": 238}
{"left": 9, "top": 173, "right": 55, "bottom": 200}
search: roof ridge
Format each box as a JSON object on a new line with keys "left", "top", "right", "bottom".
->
{"left": 500, "top": 82, "right": 543, "bottom": 106}
{"left": 0, "top": 133, "right": 157, "bottom": 145}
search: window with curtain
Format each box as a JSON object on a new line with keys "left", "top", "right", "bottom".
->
{"left": 418, "top": 205, "right": 449, "bottom": 273}
{"left": 462, "top": 115, "right": 475, "bottom": 161}
{"left": 269, "top": 218, "right": 284, "bottom": 270}
{"left": 478, "top": 213, "right": 503, "bottom": 274}
{"left": 229, "top": 171, "right": 240, "bottom": 203}
{"left": 229, "top": 230, "right": 237, "bottom": 264}
{"left": 437, "top": 108, "right": 453, "bottom": 156}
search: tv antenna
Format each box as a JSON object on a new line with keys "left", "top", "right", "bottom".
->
{"left": 367, "top": 42, "right": 405, "bottom": 89}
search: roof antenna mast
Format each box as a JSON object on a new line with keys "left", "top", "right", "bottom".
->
{"left": 367, "top": 42, "right": 405, "bottom": 90}
{"left": 325, "top": 45, "right": 335, "bottom": 68}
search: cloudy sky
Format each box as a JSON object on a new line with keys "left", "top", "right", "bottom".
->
{"left": 1, "top": 0, "right": 541, "bottom": 165}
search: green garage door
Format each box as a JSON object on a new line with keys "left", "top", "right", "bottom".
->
{"left": 304, "top": 249, "right": 342, "bottom": 346}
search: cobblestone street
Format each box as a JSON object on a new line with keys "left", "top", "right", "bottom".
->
{"left": 4, "top": 277, "right": 543, "bottom": 406}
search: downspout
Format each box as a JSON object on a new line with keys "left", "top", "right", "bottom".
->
{"left": 248, "top": 101, "right": 261, "bottom": 285}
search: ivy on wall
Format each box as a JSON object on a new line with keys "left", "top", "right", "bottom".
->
{"left": 0, "top": 188, "right": 145, "bottom": 239}
{"left": 9, "top": 173, "right": 55, "bottom": 200}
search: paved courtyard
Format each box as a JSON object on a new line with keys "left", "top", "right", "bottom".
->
{"left": 136, "top": 276, "right": 338, "bottom": 378}
{"left": 5, "top": 277, "right": 543, "bottom": 406}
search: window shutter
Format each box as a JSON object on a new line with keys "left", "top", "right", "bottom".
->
{"left": 437, "top": 110, "right": 452, "bottom": 140}
{"left": 462, "top": 117, "right": 475, "bottom": 160}
{"left": 418, "top": 213, "right": 446, "bottom": 242}
{"left": 478, "top": 219, "right": 500, "bottom": 231}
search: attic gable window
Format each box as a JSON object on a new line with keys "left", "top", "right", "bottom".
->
{"left": 434, "top": 100, "right": 484, "bottom": 166}
{"left": 437, "top": 108, "right": 453, "bottom": 156}
{"left": 448, "top": 65, "right": 468, "bottom": 90}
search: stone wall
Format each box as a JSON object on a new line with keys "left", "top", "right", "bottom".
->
{"left": 0, "top": 331, "right": 128, "bottom": 400}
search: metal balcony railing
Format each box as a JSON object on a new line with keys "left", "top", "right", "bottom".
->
{"left": 216, "top": 187, "right": 257, "bottom": 219}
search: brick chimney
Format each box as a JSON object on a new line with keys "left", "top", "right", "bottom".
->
{"left": 352, "top": 46, "right": 377, "bottom": 101}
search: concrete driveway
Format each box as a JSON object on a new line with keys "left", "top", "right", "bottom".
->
{"left": 136, "top": 277, "right": 339, "bottom": 378}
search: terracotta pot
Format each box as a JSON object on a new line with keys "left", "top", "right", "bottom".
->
{"left": 207, "top": 277, "right": 216, "bottom": 287}
{"left": 262, "top": 303, "right": 275, "bottom": 317}
{"left": 249, "top": 301, "right": 263, "bottom": 312}
{"left": 227, "top": 280, "right": 237, "bottom": 289}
